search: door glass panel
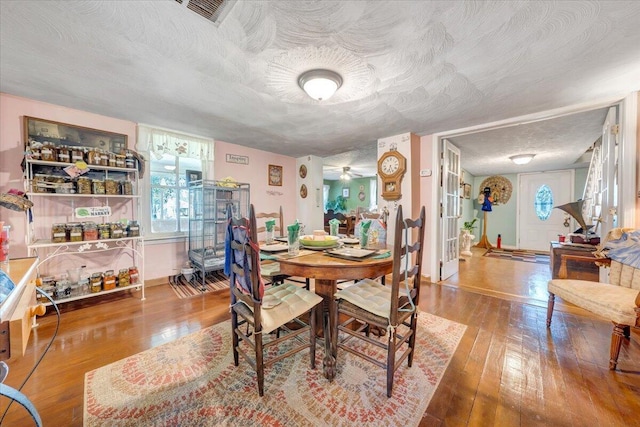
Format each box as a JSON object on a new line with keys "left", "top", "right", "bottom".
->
{"left": 534, "top": 184, "right": 553, "bottom": 221}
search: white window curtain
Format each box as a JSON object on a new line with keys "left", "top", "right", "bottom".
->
{"left": 137, "top": 125, "right": 213, "bottom": 160}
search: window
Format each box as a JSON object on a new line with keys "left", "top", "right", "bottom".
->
{"left": 150, "top": 154, "right": 202, "bottom": 233}
{"left": 138, "top": 125, "right": 213, "bottom": 239}
{"left": 534, "top": 184, "right": 553, "bottom": 221}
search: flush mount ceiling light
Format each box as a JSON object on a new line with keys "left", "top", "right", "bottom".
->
{"left": 298, "top": 69, "right": 343, "bottom": 101}
{"left": 509, "top": 154, "right": 536, "bottom": 165}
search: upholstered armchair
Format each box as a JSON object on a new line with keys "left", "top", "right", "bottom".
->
{"left": 546, "top": 228, "right": 640, "bottom": 370}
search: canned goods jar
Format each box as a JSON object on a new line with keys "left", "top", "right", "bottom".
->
{"left": 67, "top": 223, "right": 83, "bottom": 242}
{"left": 118, "top": 269, "right": 130, "bottom": 287}
{"left": 127, "top": 220, "right": 140, "bottom": 237}
{"left": 103, "top": 270, "right": 116, "bottom": 290}
{"left": 100, "top": 150, "right": 109, "bottom": 167}
{"left": 40, "top": 144, "right": 56, "bottom": 161}
{"left": 92, "top": 179, "right": 105, "bottom": 194}
{"left": 129, "top": 266, "right": 139, "bottom": 285}
{"left": 98, "top": 224, "right": 111, "bottom": 239}
{"left": 105, "top": 178, "right": 119, "bottom": 195}
{"left": 51, "top": 223, "right": 67, "bottom": 243}
{"left": 108, "top": 152, "right": 117, "bottom": 167}
{"left": 83, "top": 222, "right": 98, "bottom": 241}
{"left": 115, "top": 154, "right": 126, "bottom": 168}
{"left": 57, "top": 146, "right": 70, "bottom": 163}
{"left": 87, "top": 149, "right": 100, "bottom": 165}
{"left": 125, "top": 152, "right": 136, "bottom": 168}
{"left": 90, "top": 273, "right": 103, "bottom": 293}
{"left": 109, "top": 222, "right": 124, "bottom": 239}
{"left": 76, "top": 177, "right": 91, "bottom": 194}
{"left": 120, "top": 180, "right": 133, "bottom": 195}
{"left": 78, "top": 278, "right": 90, "bottom": 295}
{"left": 71, "top": 147, "right": 85, "bottom": 163}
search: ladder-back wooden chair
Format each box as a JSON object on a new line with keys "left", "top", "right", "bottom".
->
{"left": 225, "top": 204, "right": 323, "bottom": 396}
{"left": 332, "top": 205, "right": 426, "bottom": 397}
{"left": 255, "top": 206, "right": 310, "bottom": 290}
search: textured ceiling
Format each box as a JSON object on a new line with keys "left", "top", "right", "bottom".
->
{"left": 1, "top": 1, "right": 639, "bottom": 179}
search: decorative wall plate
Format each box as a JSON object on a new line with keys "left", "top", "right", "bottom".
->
{"left": 299, "top": 164, "right": 307, "bottom": 178}
{"left": 300, "top": 184, "right": 308, "bottom": 198}
{"left": 478, "top": 175, "right": 513, "bottom": 205}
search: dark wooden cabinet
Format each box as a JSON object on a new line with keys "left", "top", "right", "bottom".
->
{"left": 550, "top": 242, "right": 600, "bottom": 281}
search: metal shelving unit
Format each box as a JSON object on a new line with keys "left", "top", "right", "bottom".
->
{"left": 188, "top": 180, "right": 250, "bottom": 288}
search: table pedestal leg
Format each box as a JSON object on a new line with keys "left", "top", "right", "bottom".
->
{"left": 315, "top": 279, "right": 337, "bottom": 380}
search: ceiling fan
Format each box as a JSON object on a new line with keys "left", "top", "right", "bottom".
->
{"left": 339, "top": 166, "right": 362, "bottom": 180}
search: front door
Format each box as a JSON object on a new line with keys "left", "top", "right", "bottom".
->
{"left": 518, "top": 170, "right": 574, "bottom": 251}
{"left": 440, "top": 139, "right": 461, "bottom": 280}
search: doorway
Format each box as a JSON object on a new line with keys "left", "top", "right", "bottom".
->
{"left": 517, "top": 170, "right": 574, "bottom": 251}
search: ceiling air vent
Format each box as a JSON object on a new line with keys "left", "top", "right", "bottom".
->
{"left": 174, "top": 0, "right": 236, "bottom": 25}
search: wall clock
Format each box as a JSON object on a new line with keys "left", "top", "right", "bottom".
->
{"left": 299, "top": 164, "right": 307, "bottom": 179}
{"left": 377, "top": 148, "right": 407, "bottom": 201}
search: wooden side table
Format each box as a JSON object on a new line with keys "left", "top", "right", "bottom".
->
{"left": 549, "top": 242, "right": 599, "bottom": 281}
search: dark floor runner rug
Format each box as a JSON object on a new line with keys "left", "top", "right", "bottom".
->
{"left": 483, "top": 248, "right": 550, "bottom": 264}
{"left": 168, "top": 270, "right": 229, "bottom": 299}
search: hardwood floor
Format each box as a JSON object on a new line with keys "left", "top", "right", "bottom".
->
{"left": 2, "top": 251, "right": 639, "bottom": 426}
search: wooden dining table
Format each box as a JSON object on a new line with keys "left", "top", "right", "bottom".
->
{"left": 276, "top": 248, "right": 393, "bottom": 380}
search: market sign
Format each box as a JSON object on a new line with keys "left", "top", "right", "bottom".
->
{"left": 75, "top": 206, "right": 112, "bottom": 218}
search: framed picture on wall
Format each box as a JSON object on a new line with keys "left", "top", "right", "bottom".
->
{"left": 342, "top": 187, "right": 350, "bottom": 198}
{"left": 463, "top": 183, "right": 471, "bottom": 199}
{"left": 186, "top": 170, "right": 202, "bottom": 185}
{"left": 268, "top": 164, "right": 283, "bottom": 186}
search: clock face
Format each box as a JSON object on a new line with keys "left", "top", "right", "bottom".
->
{"left": 381, "top": 156, "right": 399, "bottom": 175}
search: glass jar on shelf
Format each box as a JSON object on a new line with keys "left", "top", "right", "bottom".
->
{"left": 105, "top": 178, "right": 119, "bottom": 195}
{"left": 115, "top": 154, "right": 126, "bottom": 168}
{"left": 70, "top": 147, "right": 85, "bottom": 163}
{"left": 57, "top": 145, "right": 70, "bottom": 163}
{"left": 125, "top": 152, "right": 136, "bottom": 168}
{"left": 77, "top": 177, "right": 92, "bottom": 194}
{"left": 92, "top": 179, "right": 105, "bottom": 194}
{"left": 67, "top": 223, "right": 83, "bottom": 242}
{"left": 129, "top": 266, "right": 139, "bottom": 285}
{"left": 28, "top": 143, "right": 42, "bottom": 160}
{"left": 118, "top": 268, "right": 130, "bottom": 287}
{"left": 87, "top": 149, "right": 101, "bottom": 165}
{"left": 40, "top": 143, "right": 56, "bottom": 161}
{"left": 109, "top": 222, "right": 124, "bottom": 239}
{"left": 99, "top": 150, "right": 109, "bottom": 167}
{"left": 103, "top": 270, "right": 116, "bottom": 290}
{"left": 32, "top": 174, "right": 48, "bottom": 193}
{"left": 83, "top": 222, "right": 98, "bottom": 241}
{"left": 127, "top": 220, "right": 140, "bottom": 237}
{"left": 90, "top": 273, "right": 103, "bottom": 293}
{"left": 120, "top": 180, "right": 133, "bottom": 195}
{"left": 51, "top": 223, "right": 67, "bottom": 243}
{"left": 108, "top": 152, "right": 117, "bottom": 167}
{"left": 98, "top": 223, "right": 111, "bottom": 239}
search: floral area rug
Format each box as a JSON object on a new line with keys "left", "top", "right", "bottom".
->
{"left": 484, "top": 248, "right": 550, "bottom": 264}
{"left": 84, "top": 313, "right": 466, "bottom": 426}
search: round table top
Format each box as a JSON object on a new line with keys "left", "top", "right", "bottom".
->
{"left": 277, "top": 250, "right": 392, "bottom": 282}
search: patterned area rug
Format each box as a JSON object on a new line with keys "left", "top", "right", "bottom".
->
{"left": 168, "top": 270, "right": 229, "bottom": 298}
{"left": 84, "top": 313, "right": 466, "bottom": 426}
{"left": 484, "top": 248, "right": 550, "bottom": 264}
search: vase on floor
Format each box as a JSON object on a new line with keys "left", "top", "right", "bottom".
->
{"left": 460, "top": 229, "right": 474, "bottom": 257}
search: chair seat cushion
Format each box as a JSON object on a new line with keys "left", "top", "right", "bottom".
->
{"left": 260, "top": 261, "right": 282, "bottom": 277}
{"left": 334, "top": 278, "right": 391, "bottom": 319}
{"left": 548, "top": 279, "right": 640, "bottom": 325}
{"left": 244, "top": 283, "right": 322, "bottom": 334}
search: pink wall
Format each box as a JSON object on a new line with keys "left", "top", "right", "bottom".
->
{"left": 214, "top": 141, "right": 298, "bottom": 226}
{"left": 0, "top": 93, "right": 300, "bottom": 282}
{"left": 0, "top": 93, "right": 137, "bottom": 260}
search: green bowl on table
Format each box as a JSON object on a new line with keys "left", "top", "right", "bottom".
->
{"left": 299, "top": 235, "right": 340, "bottom": 247}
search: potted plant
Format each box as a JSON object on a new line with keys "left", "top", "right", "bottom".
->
{"left": 462, "top": 218, "right": 477, "bottom": 233}
{"left": 460, "top": 218, "right": 477, "bottom": 256}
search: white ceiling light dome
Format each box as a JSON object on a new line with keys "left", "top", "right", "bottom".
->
{"left": 298, "top": 69, "right": 343, "bottom": 101}
{"left": 509, "top": 154, "right": 536, "bottom": 165}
